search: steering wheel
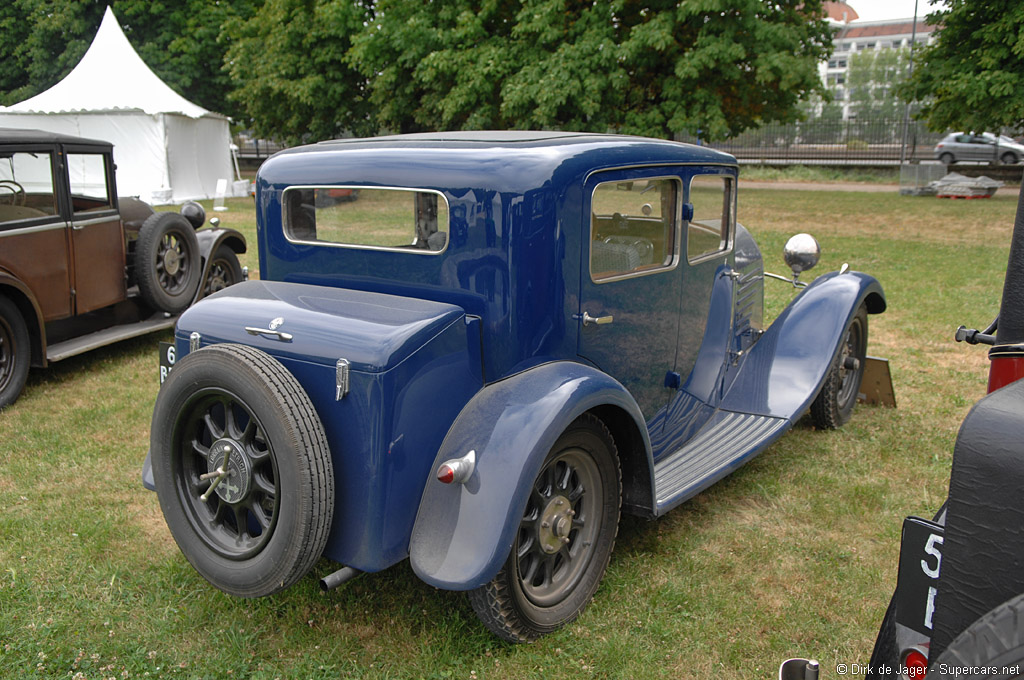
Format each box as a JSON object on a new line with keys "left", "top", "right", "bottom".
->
{"left": 0, "top": 180, "right": 26, "bottom": 206}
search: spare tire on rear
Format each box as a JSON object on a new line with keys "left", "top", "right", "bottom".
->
{"left": 150, "top": 343, "right": 334, "bottom": 597}
{"left": 136, "top": 212, "right": 201, "bottom": 314}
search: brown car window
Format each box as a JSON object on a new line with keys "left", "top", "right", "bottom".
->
{"left": 67, "top": 153, "right": 113, "bottom": 214}
{"left": 0, "top": 151, "right": 58, "bottom": 225}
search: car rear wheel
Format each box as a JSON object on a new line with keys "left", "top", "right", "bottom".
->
{"left": 811, "top": 304, "right": 868, "bottom": 429}
{"left": 136, "top": 212, "right": 201, "bottom": 314}
{"left": 930, "top": 592, "right": 1024, "bottom": 678}
{"left": 0, "top": 294, "right": 30, "bottom": 409}
{"left": 939, "top": 152, "right": 955, "bottom": 165}
{"left": 202, "top": 245, "right": 243, "bottom": 297}
{"left": 150, "top": 343, "right": 333, "bottom": 597}
{"left": 468, "top": 414, "right": 621, "bottom": 642}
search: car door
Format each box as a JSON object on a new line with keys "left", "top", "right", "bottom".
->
{"left": 577, "top": 169, "right": 683, "bottom": 419}
{"left": 966, "top": 135, "right": 995, "bottom": 162}
{"left": 63, "top": 148, "right": 126, "bottom": 314}
{"left": 0, "top": 144, "right": 72, "bottom": 320}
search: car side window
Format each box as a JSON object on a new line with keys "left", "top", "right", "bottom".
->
{"left": 687, "top": 175, "right": 733, "bottom": 263}
{"left": 67, "top": 153, "right": 113, "bottom": 214}
{"left": 0, "top": 151, "right": 58, "bottom": 225}
{"left": 283, "top": 187, "right": 449, "bottom": 253}
{"left": 589, "top": 177, "right": 679, "bottom": 281}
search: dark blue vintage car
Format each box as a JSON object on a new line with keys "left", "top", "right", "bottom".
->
{"left": 144, "top": 131, "right": 885, "bottom": 642}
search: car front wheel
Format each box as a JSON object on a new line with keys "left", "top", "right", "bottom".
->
{"left": 202, "top": 244, "right": 244, "bottom": 297}
{"left": 468, "top": 414, "right": 621, "bottom": 642}
{"left": 150, "top": 343, "right": 334, "bottom": 597}
{"left": 1000, "top": 151, "right": 1019, "bottom": 165}
{"left": 811, "top": 304, "right": 868, "bottom": 429}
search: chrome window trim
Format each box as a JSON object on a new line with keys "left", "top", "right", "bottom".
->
{"left": 0, "top": 219, "right": 67, "bottom": 238}
{"left": 588, "top": 174, "right": 682, "bottom": 285}
{"left": 70, "top": 213, "right": 119, "bottom": 228}
{"left": 281, "top": 185, "right": 450, "bottom": 256}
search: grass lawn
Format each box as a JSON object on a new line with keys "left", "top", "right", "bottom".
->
{"left": 0, "top": 189, "right": 1018, "bottom": 679}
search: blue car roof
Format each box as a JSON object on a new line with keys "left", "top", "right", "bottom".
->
{"left": 258, "top": 131, "right": 737, "bottom": 192}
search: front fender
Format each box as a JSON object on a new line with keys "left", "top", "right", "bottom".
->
{"left": 409, "top": 361, "right": 649, "bottom": 590}
{"left": 720, "top": 270, "right": 885, "bottom": 419}
{"left": 193, "top": 227, "right": 248, "bottom": 303}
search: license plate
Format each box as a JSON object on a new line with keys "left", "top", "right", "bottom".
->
{"left": 895, "top": 516, "right": 944, "bottom": 638}
{"left": 158, "top": 341, "right": 177, "bottom": 385}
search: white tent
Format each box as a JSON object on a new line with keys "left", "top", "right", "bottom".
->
{"left": 0, "top": 6, "right": 235, "bottom": 204}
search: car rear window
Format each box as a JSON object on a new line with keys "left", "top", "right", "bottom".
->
{"left": 283, "top": 186, "right": 448, "bottom": 254}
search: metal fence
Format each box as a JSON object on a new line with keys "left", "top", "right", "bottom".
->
{"left": 233, "top": 118, "right": 950, "bottom": 166}
{"left": 233, "top": 138, "right": 287, "bottom": 160}
{"left": 679, "top": 117, "right": 947, "bottom": 165}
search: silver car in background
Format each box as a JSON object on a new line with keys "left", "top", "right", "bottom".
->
{"left": 934, "top": 132, "right": 1024, "bottom": 165}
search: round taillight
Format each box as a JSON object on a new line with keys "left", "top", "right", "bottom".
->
{"left": 904, "top": 649, "right": 928, "bottom": 679}
{"left": 436, "top": 464, "right": 455, "bottom": 484}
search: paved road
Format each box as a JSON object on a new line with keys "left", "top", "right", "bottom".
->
{"left": 743, "top": 179, "right": 1022, "bottom": 197}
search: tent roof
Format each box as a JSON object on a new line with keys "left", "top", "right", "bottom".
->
{"left": 0, "top": 7, "right": 216, "bottom": 119}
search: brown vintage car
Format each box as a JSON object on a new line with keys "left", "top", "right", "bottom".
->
{"left": 0, "top": 128, "right": 246, "bottom": 408}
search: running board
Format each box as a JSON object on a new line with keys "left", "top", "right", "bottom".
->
{"left": 46, "top": 313, "right": 176, "bottom": 363}
{"left": 653, "top": 411, "right": 789, "bottom": 515}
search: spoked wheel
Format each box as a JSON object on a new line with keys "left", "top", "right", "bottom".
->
{"left": 469, "top": 414, "right": 620, "bottom": 642}
{"left": 136, "top": 212, "right": 201, "bottom": 314}
{"left": 0, "top": 295, "right": 30, "bottom": 409}
{"left": 811, "top": 303, "right": 868, "bottom": 429}
{"left": 151, "top": 343, "right": 333, "bottom": 597}
{"left": 174, "top": 390, "right": 279, "bottom": 560}
{"left": 202, "top": 245, "right": 243, "bottom": 297}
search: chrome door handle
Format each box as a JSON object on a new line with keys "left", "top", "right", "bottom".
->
{"left": 580, "top": 311, "right": 613, "bottom": 326}
{"left": 244, "top": 326, "right": 294, "bottom": 341}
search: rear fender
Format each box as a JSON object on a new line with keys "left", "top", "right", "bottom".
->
{"left": 720, "top": 270, "right": 885, "bottom": 419}
{"left": 409, "top": 361, "right": 649, "bottom": 590}
{"left": 0, "top": 271, "right": 46, "bottom": 367}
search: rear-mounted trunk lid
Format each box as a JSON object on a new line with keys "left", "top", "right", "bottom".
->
{"left": 176, "top": 280, "right": 465, "bottom": 372}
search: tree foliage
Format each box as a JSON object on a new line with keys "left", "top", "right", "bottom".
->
{"left": 847, "top": 48, "right": 911, "bottom": 118}
{"left": 224, "top": 0, "right": 374, "bottom": 143}
{"left": 0, "top": 0, "right": 259, "bottom": 117}
{"left": 906, "top": 0, "right": 1024, "bottom": 132}
{"left": 3, "top": 0, "right": 835, "bottom": 142}
{"left": 349, "top": 0, "right": 833, "bottom": 141}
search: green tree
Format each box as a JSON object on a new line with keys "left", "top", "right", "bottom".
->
{"left": 0, "top": 0, "right": 258, "bottom": 117}
{"left": 223, "top": 0, "right": 374, "bottom": 143}
{"left": 847, "top": 48, "right": 911, "bottom": 118}
{"left": 348, "top": 0, "right": 834, "bottom": 141}
{"left": 905, "top": 0, "right": 1024, "bottom": 132}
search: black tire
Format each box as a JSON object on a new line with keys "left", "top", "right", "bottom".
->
{"left": 136, "top": 212, "right": 202, "bottom": 314}
{"left": 150, "top": 343, "right": 334, "bottom": 597}
{"left": 468, "top": 413, "right": 621, "bottom": 642}
{"left": 0, "top": 294, "right": 30, "bottom": 409}
{"left": 867, "top": 594, "right": 903, "bottom": 680}
{"left": 811, "top": 304, "right": 868, "bottom": 429}
{"left": 930, "top": 592, "right": 1024, "bottom": 678}
{"left": 202, "top": 245, "right": 243, "bottom": 297}
{"left": 940, "top": 152, "right": 955, "bottom": 165}
{"left": 1001, "top": 152, "right": 1018, "bottom": 166}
